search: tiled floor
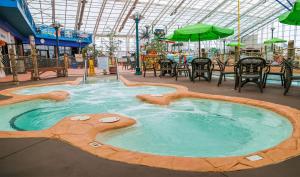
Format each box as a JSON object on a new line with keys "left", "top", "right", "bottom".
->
{"left": 121, "top": 71, "right": 300, "bottom": 109}
{"left": 0, "top": 138, "right": 300, "bottom": 177}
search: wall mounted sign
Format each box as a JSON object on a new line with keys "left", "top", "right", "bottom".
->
{"left": 75, "top": 54, "right": 83, "bottom": 62}
{"left": 98, "top": 56, "right": 109, "bottom": 70}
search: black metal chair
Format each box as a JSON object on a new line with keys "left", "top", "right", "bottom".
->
{"left": 159, "top": 59, "right": 174, "bottom": 77}
{"left": 213, "top": 58, "right": 236, "bottom": 86}
{"left": 129, "top": 57, "right": 136, "bottom": 70}
{"left": 236, "top": 57, "right": 266, "bottom": 93}
{"left": 263, "top": 60, "right": 286, "bottom": 88}
{"left": 283, "top": 60, "right": 300, "bottom": 95}
{"left": 191, "top": 58, "right": 212, "bottom": 82}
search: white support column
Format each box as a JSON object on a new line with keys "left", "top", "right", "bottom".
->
{"left": 294, "top": 26, "right": 297, "bottom": 45}
{"left": 282, "top": 25, "right": 285, "bottom": 39}
{"left": 128, "top": 37, "right": 132, "bottom": 53}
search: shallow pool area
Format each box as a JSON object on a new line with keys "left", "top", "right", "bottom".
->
{"left": 97, "top": 98, "right": 292, "bottom": 157}
{"left": 1, "top": 79, "right": 175, "bottom": 131}
{"left": 0, "top": 78, "right": 293, "bottom": 157}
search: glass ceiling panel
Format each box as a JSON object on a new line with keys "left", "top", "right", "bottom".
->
{"left": 26, "top": 0, "right": 296, "bottom": 41}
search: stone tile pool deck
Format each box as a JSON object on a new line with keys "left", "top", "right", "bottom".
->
{"left": 0, "top": 72, "right": 300, "bottom": 176}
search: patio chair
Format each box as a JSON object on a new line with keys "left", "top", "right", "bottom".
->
{"left": 159, "top": 59, "right": 174, "bottom": 77}
{"left": 142, "top": 56, "right": 158, "bottom": 77}
{"left": 213, "top": 58, "right": 236, "bottom": 86}
{"left": 121, "top": 57, "right": 130, "bottom": 70}
{"left": 263, "top": 60, "right": 286, "bottom": 88}
{"left": 283, "top": 60, "right": 300, "bottom": 95}
{"left": 174, "top": 57, "right": 191, "bottom": 81}
{"left": 236, "top": 57, "right": 266, "bottom": 93}
{"left": 191, "top": 58, "right": 212, "bottom": 82}
{"left": 129, "top": 57, "right": 136, "bottom": 70}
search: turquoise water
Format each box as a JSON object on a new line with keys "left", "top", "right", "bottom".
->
{"left": 1, "top": 79, "right": 175, "bottom": 131}
{"left": 0, "top": 78, "right": 293, "bottom": 157}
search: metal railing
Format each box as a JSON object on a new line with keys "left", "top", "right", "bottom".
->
{"left": 35, "top": 25, "right": 92, "bottom": 43}
{"left": 116, "top": 58, "right": 119, "bottom": 80}
{"left": 0, "top": 54, "right": 27, "bottom": 74}
{"left": 83, "top": 59, "right": 88, "bottom": 84}
{"left": 24, "top": 56, "right": 65, "bottom": 69}
{"left": 13, "top": 0, "right": 92, "bottom": 43}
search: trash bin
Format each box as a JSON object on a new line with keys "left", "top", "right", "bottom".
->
{"left": 71, "top": 61, "right": 78, "bottom": 68}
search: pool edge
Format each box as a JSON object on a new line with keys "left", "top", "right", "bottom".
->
{"left": 0, "top": 76, "right": 299, "bottom": 172}
{"left": 0, "top": 77, "right": 82, "bottom": 105}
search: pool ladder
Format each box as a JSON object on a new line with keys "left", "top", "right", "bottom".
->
{"left": 82, "top": 58, "right": 119, "bottom": 83}
{"left": 83, "top": 59, "right": 88, "bottom": 84}
{"left": 116, "top": 58, "right": 119, "bottom": 80}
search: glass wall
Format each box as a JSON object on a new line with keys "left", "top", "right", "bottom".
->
{"left": 23, "top": 44, "right": 72, "bottom": 58}
{"left": 243, "top": 20, "right": 300, "bottom": 48}
{"left": 95, "top": 36, "right": 136, "bottom": 57}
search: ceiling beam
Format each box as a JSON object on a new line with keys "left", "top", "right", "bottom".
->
{"left": 26, "top": 3, "right": 53, "bottom": 19}
{"left": 234, "top": 7, "right": 285, "bottom": 39}
{"left": 64, "top": 0, "right": 68, "bottom": 29}
{"left": 198, "top": 0, "right": 227, "bottom": 23}
{"left": 151, "top": 1, "right": 177, "bottom": 28}
{"left": 167, "top": 0, "right": 199, "bottom": 30}
{"left": 101, "top": 0, "right": 117, "bottom": 35}
{"left": 225, "top": 0, "right": 267, "bottom": 28}
{"left": 112, "top": 0, "right": 131, "bottom": 33}
{"left": 182, "top": 0, "right": 219, "bottom": 26}
{"left": 127, "top": 0, "right": 162, "bottom": 35}
{"left": 93, "top": 0, "right": 108, "bottom": 37}
{"left": 39, "top": 0, "right": 44, "bottom": 24}
{"left": 170, "top": 0, "right": 186, "bottom": 16}
{"left": 83, "top": 0, "right": 94, "bottom": 31}
{"left": 74, "top": 0, "right": 81, "bottom": 30}
{"left": 119, "top": 0, "right": 139, "bottom": 33}
{"left": 77, "top": 0, "right": 87, "bottom": 30}
{"left": 51, "top": 0, "right": 55, "bottom": 23}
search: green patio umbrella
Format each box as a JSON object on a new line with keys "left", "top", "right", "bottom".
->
{"left": 174, "top": 23, "right": 234, "bottom": 56}
{"left": 165, "top": 33, "right": 190, "bottom": 42}
{"left": 264, "top": 37, "right": 287, "bottom": 44}
{"left": 226, "top": 42, "right": 245, "bottom": 47}
{"left": 279, "top": 0, "right": 300, "bottom": 25}
{"left": 165, "top": 33, "right": 190, "bottom": 52}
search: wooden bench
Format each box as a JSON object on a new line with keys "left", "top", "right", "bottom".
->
{"left": 26, "top": 67, "right": 67, "bottom": 80}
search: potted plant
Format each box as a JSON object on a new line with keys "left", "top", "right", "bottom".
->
{"left": 105, "top": 33, "right": 118, "bottom": 74}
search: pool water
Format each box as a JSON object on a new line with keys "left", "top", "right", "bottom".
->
{"left": 0, "top": 78, "right": 293, "bottom": 157}
{"left": 0, "top": 79, "right": 175, "bottom": 131}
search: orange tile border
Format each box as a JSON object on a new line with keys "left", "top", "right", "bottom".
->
{"left": 0, "top": 77, "right": 81, "bottom": 106}
{"left": 0, "top": 76, "right": 299, "bottom": 172}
